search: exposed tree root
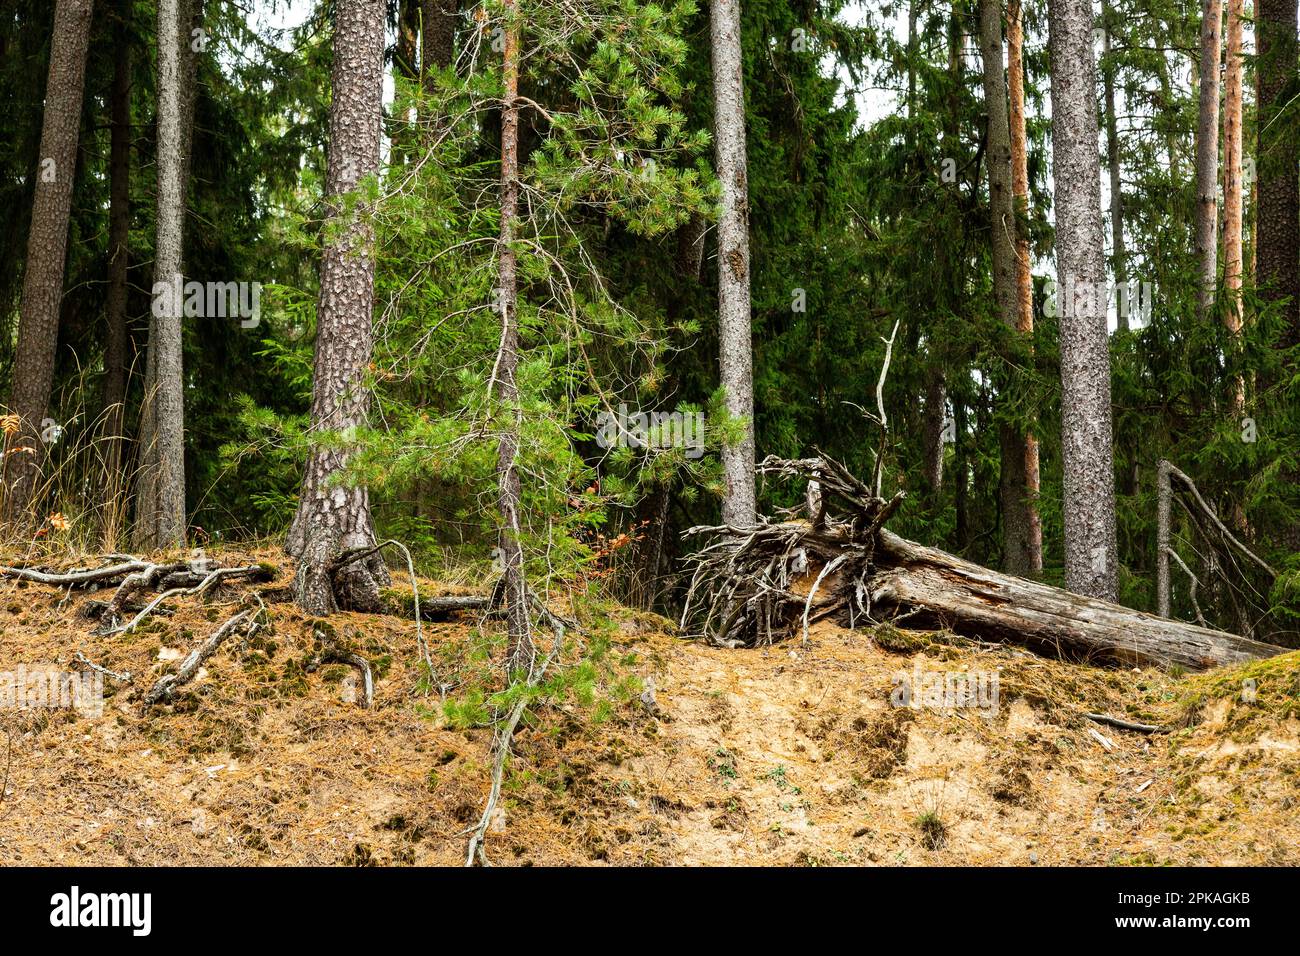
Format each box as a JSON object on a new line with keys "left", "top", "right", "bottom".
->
{"left": 682, "top": 453, "right": 1286, "bottom": 671}
{"left": 142, "top": 602, "right": 262, "bottom": 706}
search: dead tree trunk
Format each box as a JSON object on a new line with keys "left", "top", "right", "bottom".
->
{"left": 683, "top": 454, "right": 1284, "bottom": 672}
{"left": 492, "top": 0, "right": 533, "bottom": 674}
{"left": 869, "top": 531, "right": 1280, "bottom": 671}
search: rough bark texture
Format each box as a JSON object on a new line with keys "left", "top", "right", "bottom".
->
{"left": 1222, "top": 0, "right": 1245, "bottom": 413}
{"left": 102, "top": 0, "right": 131, "bottom": 483}
{"left": 492, "top": 0, "right": 533, "bottom": 673}
{"left": 4, "top": 0, "right": 94, "bottom": 522}
{"left": 711, "top": 0, "right": 756, "bottom": 528}
{"left": 1100, "top": 6, "right": 1128, "bottom": 332}
{"left": 1256, "top": 0, "right": 1300, "bottom": 338}
{"left": 421, "top": 0, "right": 457, "bottom": 79}
{"left": 1194, "top": 0, "right": 1222, "bottom": 322}
{"left": 1006, "top": 0, "right": 1041, "bottom": 572}
{"left": 920, "top": 369, "right": 946, "bottom": 494}
{"left": 285, "top": 0, "right": 389, "bottom": 614}
{"left": 1048, "top": 0, "right": 1118, "bottom": 600}
{"left": 149, "top": 0, "right": 189, "bottom": 549}
{"left": 980, "top": 0, "right": 1038, "bottom": 576}
{"left": 872, "top": 530, "right": 1283, "bottom": 672}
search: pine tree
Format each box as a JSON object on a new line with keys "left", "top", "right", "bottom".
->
{"left": 711, "top": 0, "right": 756, "bottom": 528}
{"left": 1193, "top": 0, "right": 1222, "bottom": 322}
{"left": 286, "top": 0, "right": 390, "bottom": 613}
{"left": 4, "top": 0, "right": 94, "bottom": 521}
{"left": 1048, "top": 0, "right": 1118, "bottom": 599}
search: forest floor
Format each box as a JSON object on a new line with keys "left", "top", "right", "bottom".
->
{"left": 1, "top": 547, "right": 1298, "bottom": 866}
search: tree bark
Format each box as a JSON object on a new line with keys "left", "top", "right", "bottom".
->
{"left": 1256, "top": 0, "right": 1300, "bottom": 339}
{"left": 1048, "top": 0, "right": 1118, "bottom": 600}
{"left": 871, "top": 529, "right": 1284, "bottom": 672}
{"left": 420, "top": 0, "right": 456, "bottom": 80}
{"left": 1222, "top": 0, "right": 1245, "bottom": 414}
{"left": 980, "top": 0, "right": 1039, "bottom": 576}
{"left": 4, "top": 0, "right": 94, "bottom": 522}
{"left": 1194, "top": 0, "right": 1222, "bottom": 323}
{"left": 149, "top": 0, "right": 189, "bottom": 550}
{"left": 711, "top": 0, "right": 756, "bottom": 528}
{"left": 1100, "top": 4, "right": 1128, "bottom": 332}
{"left": 1006, "top": 0, "right": 1041, "bottom": 572}
{"left": 102, "top": 0, "right": 131, "bottom": 486}
{"left": 285, "top": 0, "right": 389, "bottom": 614}
{"left": 491, "top": 0, "right": 533, "bottom": 673}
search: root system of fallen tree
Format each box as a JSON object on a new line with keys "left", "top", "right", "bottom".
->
{"left": 682, "top": 453, "right": 1286, "bottom": 672}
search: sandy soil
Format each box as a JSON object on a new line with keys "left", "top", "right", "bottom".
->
{"left": 1, "top": 552, "right": 1296, "bottom": 866}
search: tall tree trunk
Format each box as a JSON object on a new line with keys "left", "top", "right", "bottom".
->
{"left": 492, "top": 0, "right": 533, "bottom": 673}
{"left": 920, "top": 370, "right": 946, "bottom": 495}
{"left": 1048, "top": 0, "right": 1119, "bottom": 600}
{"left": 1100, "top": 3, "right": 1128, "bottom": 332}
{"left": 285, "top": 0, "right": 389, "bottom": 614}
{"left": 102, "top": 0, "right": 131, "bottom": 487}
{"left": 3, "top": 0, "right": 94, "bottom": 523}
{"left": 420, "top": 0, "right": 456, "bottom": 79}
{"left": 392, "top": 0, "right": 419, "bottom": 162}
{"left": 980, "top": 0, "right": 1038, "bottom": 575}
{"left": 1256, "top": 0, "right": 1300, "bottom": 341}
{"left": 1194, "top": 0, "right": 1223, "bottom": 322}
{"left": 1007, "top": 0, "right": 1041, "bottom": 572}
{"left": 1222, "top": 0, "right": 1245, "bottom": 415}
{"left": 711, "top": 0, "right": 756, "bottom": 528}
{"left": 1257, "top": 0, "right": 1300, "bottom": 553}
{"left": 144, "top": 0, "right": 189, "bottom": 550}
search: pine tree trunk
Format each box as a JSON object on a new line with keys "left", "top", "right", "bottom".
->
{"left": 1222, "top": 0, "right": 1245, "bottom": 414}
{"left": 1048, "top": 0, "right": 1118, "bottom": 600}
{"left": 420, "top": 0, "right": 456, "bottom": 80}
{"left": 285, "top": 0, "right": 389, "bottom": 614}
{"left": 149, "top": 0, "right": 189, "bottom": 550}
{"left": 1007, "top": 0, "right": 1041, "bottom": 572}
{"left": 1258, "top": 0, "right": 1300, "bottom": 552}
{"left": 3, "top": 0, "right": 94, "bottom": 523}
{"left": 711, "top": 0, "right": 756, "bottom": 528}
{"left": 1257, "top": 0, "right": 1300, "bottom": 340}
{"left": 102, "top": 0, "right": 131, "bottom": 488}
{"left": 980, "top": 0, "right": 1039, "bottom": 575}
{"left": 1100, "top": 6, "right": 1128, "bottom": 332}
{"left": 1194, "top": 0, "right": 1223, "bottom": 323}
{"left": 492, "top": 0, "right": 533, "bottom": 673}
{"left": 920, "top": 370, "right": 946, "bottom": 495}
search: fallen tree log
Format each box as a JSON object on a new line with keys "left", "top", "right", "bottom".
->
{"left": 870, "top": 530, "right": 1284, "bottom": 672}
{"left": 682, "top": 453, "right": 1287, "bottom": 672}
